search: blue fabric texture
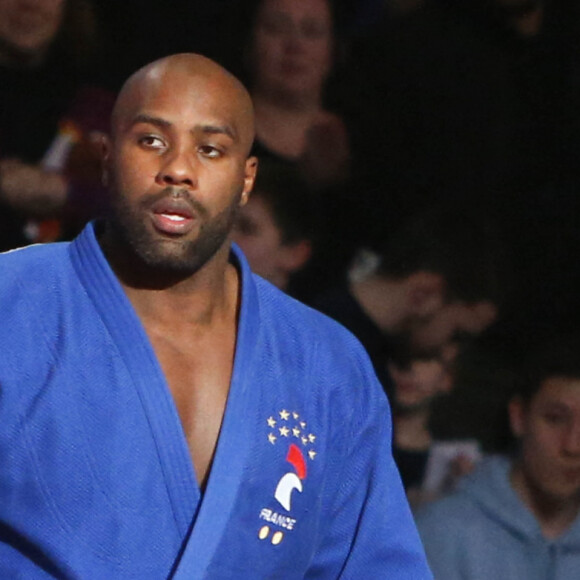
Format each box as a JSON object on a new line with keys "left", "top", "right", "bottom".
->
{"left": 416, "top": 455, "right": 580, "bottom": 580}
{"left": 0, "top": 222, "right": 432, "bottom": 578}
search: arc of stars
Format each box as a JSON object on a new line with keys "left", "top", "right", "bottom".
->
{"left": 265, "top": 411, "right": 318, "bottom": 461}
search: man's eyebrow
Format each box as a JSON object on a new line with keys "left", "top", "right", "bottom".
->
{"left": 197, "top": 124, "right": 237, "bottom": 141}
{"left": 130, "top": 114, "right": 172, "bottom": 129}
{"left": 128, "top": 115, "right": 237, "bottom": 140}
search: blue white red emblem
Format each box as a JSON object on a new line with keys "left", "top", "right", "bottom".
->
{"left": 258, "top": 409, "right": 317, "bottom": 545}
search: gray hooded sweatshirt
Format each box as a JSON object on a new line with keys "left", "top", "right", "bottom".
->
{"left": 415, "top": 455, "right": 580, "bottom": 579}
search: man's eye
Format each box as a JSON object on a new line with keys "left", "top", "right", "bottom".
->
{"left": 139, "top": 136, "right": 164, "bottom": 149}
{"left": 199, "top": 145, "right": 222, "bottom": 159}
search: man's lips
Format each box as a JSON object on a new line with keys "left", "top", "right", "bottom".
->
{"left": 149, "top": 196, "right": 197, "bottom": 236}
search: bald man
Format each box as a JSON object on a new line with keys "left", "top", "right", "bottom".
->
{"left": 0, "top": 54, "right": 432, "bottom": 578}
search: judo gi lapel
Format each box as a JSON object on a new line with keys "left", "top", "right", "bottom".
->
{"left": 71, "top": 225, "right": 261, "bottom": 575}
{"left": 170, "top": 244, "right": 261, "bottom": 579}
{"left": 69, "top": 223, "right": 199, "bottom": 535}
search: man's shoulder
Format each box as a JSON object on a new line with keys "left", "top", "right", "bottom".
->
{"left": 255, "top": 276, "right": 367, "bottom": 357}
{"left": 0, "top": 242, "right": 69, "bottom": 275}
{"left": 0, "top": 242, "right": 71, "bottom": 316}
{"left": 251, "top": 276, "right": 385, "bottom": 407}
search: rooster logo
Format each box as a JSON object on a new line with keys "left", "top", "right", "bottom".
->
{"left": 275, "top": 444, "right": 306, "bottom": 511}
{"left": 259, "top": 410, "right": 317, "bottom": 544}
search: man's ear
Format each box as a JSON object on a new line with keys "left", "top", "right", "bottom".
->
{"left": 405, "top": 271, "right": 446, "bottom": 317}
{"left": 279, "top": 240, "right": 312, "bottom": 274}
{"left": 508, "top": 396, "right": 526, "bottom": 438}
{"left": 241, "top": 156, "right": 258, "bottom": 206}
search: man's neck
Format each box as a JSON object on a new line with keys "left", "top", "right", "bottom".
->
{"left": 510, "top": 463, "right": 580, "bottom": 539}
{"left": 100, "top": 234, "right": 239, "bottom": 330}
{"left": 124, "top": 260, "right": 239, "bottom": 331}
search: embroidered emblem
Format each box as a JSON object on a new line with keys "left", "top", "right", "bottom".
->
{"left": 258, "top": 410, "right": 318, "bottom": 545}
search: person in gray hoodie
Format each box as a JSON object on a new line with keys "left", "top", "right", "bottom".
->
{"left": 415, "top": 333, "right": 580, "bottom": 579}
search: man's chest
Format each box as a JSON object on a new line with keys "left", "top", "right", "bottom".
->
{"left": 148, "top": 329, "right": 235, "bottom": 488}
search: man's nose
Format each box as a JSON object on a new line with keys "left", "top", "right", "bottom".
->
{"left": 157, "top": 147, "right": 197, "bottom": 188}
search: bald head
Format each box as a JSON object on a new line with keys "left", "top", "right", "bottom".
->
{"left": 112, "top": 53, "right": 256, "bottom": 156}
{"left": 100, "top": 53, "right": 260, "bottom": 281}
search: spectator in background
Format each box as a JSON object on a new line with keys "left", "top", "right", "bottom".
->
{"left": 0, "top": 0, "right": 114, "bottom": 250}
{"left": 416, "top": 333, "right": 580, "bottom": 579}
{"left": 229, "top": 0, "right": 351, "bottom": 190}
{"left": 223, "top": 0, "right": 359, "bottom": 298}
{"left": 232, "top": 160, "right": 315, "bottom": 294}
{"left": 390, "top": 343, "right": 481, "bottom": 509}
{"left": 310, "top": 207, "right": 504, "bottom": 396}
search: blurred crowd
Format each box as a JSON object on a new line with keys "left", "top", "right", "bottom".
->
{"left": 2, "top": 0, "right": 580, "bottom": 576}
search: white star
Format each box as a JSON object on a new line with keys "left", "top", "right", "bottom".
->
{"left": 279, "top": 426, "right": 290, "bottom": 437}
{"left": 292, "top": 427, "right": 301, "bottom": 437}
{"left": 293, "top": 412, "right": 299, "bottom": 419}
{"left": 280, "top": 410, "right": 290, "bottom": 421}
{"left": 308, "top": 450, "right": 317, "bottom": 460}
{"left": 301, "top": 436, "right": 309, "bottom": 445}
{"left": 300, "top": 421, "right": 306, "bottom": 429}
{"left": 267, "top": 416, "right": 277, "bottom": 428}
{"left": 268, "top": 433, "right": 277, "bottom": 444}
{"left": 308, "top": 434, "right": 316, "bottom": 443}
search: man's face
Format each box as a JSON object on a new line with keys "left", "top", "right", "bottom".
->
{"left": 252, "top": 0, "right": 333, "bottom": 100}
{"left": 511, "top": 377, "right": 580, "bottom": 505}
{"left": 407, "top": 300, "right": 497, "bottom": 353}
{"left": 0, "top": 0, "right": 64, "bottom": 59}
{"left": 104, "top": 69, "right": 257, "bottom": 275}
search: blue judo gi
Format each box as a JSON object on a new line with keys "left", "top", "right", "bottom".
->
{"left": 0, "top": 222, "right": 432, "bottom": 579}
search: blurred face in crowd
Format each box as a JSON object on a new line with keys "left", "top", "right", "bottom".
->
{"left": 233, "top": 194, "right": 285, "bottom": 284}
{"left": 250, "top": 0, "right": 334, "bottom": 102}
{"left": 232, "top": 192, "right": 310, "bottom": 289}
{"left": 0, "top": 0, "right": 65, "bottom": 61}
{"left": 408, "top": 300, "right": 497, "bottom": 353}
{"left": 390, "top": 343, "right": 457, "bottom": 413}
{"left": 103, "top": 54, "right": 257, "bottom": 276}
{"left": 510, "top": 377, "right": 580, "bottom": 508}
